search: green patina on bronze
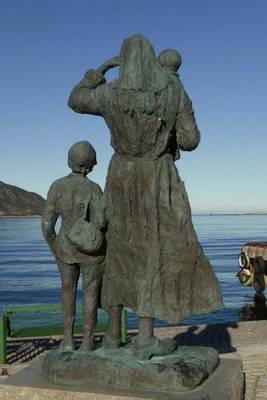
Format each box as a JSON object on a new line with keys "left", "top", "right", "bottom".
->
{"left": 42, "top": 345, "right": 219, "bottom": 394}
{"left": 42, "top": 141, "right": 106, "bottom": 352}
{"left": 42, "top": 34, "right": 224, "bottom": 391}
{"left": 68, "top": 34, "right": 223, "bottom": 358}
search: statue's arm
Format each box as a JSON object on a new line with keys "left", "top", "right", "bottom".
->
{"left": 175, "top": 87, "right": 201, "bottom": 152}
{"left": 68, "top": 57, "right": 120, "bottom": 116}
{"left": 41, "top": 182, "right": 59, "bottom": 255}
{"left": 90, "top": 185, "right": 107, "bottom": 230}
{"left": 68, "top": 70, "right": 106, "bottom": 116}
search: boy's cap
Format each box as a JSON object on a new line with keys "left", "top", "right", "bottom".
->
{"left": 68, "top": 141, "right": 97, "bottom": 170}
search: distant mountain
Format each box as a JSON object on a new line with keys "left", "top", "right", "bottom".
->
{"left": 0, "top": 181, "right": 45, "bottom": 216}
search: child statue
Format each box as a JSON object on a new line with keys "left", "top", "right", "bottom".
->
{"left": 42, "top": 141, "right": 106, "bottom": 351}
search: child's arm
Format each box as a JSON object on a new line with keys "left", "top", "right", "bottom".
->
{"left": 41, "top": 181, "right": 59, "bottom": 255}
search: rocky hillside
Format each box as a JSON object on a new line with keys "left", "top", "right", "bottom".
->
{"left": 0, "top": 181, "right": 45, "bottom": 216}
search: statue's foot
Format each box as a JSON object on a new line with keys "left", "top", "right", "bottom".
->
{"left": 102, "top": 332, "right": 121, "bottom": 349}
{"left": 79, "top": 337, "right": 94, "bottom": 352}
{"left": 133, "top": 336, "right": 176, "bottom": 360}
{"left": 59, "top": 340, "right": 75, "bottom": 352}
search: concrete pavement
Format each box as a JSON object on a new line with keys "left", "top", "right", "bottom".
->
{"left": 2, "top": 320, "right": 267, "bottom": 399}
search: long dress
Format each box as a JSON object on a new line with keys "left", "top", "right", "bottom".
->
{"left": 68, "top": 34, "right": 223, "bottom": 323}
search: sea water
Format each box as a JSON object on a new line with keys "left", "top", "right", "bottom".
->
{"left": 0, "top": 215, "right": 267, "bottom": 330}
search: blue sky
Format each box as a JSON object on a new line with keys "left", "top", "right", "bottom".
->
{"left": 0, "top": 0, "right": 266, "bottom": 213}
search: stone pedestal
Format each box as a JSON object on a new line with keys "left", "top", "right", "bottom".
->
{"left": 42, "top": 345, "right": 219, "bottom": 393}
{"left": 0, "top": 346, "right": 244, "bottom": 400}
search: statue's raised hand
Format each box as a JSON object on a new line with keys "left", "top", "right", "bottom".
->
{"left": 97, "top": 56, "right": 121, "bottom": 75}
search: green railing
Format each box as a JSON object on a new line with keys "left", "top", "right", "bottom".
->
{"left": 0, "top": 313, "right": 7, "bottom": 365}
{"left": 0, "top": 305, "right": 127, "bottom": 364}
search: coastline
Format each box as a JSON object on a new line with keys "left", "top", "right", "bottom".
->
{"left": 1, "top": 213, "right": 267, "bottom": 218}
{"left": 0, "top": 215, "right": 42, "bottom": 218}
{"left": 193, "top": 213, "right": 267, "bottom": 216}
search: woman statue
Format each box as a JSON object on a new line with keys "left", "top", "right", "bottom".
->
{"left": 68, "top": 34, "right": 223, "bottom": 360}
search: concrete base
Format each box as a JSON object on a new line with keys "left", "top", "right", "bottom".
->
{"left": 0, "top": 356, "right": 244, "bottom": 400}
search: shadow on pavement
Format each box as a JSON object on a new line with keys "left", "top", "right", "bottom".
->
{"left": 173, "top": 323, "right": 238, "bottom": 354}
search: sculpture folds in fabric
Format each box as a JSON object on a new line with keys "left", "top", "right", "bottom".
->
{"left": 69, "top": 34, "right": 223, "bottom": 323}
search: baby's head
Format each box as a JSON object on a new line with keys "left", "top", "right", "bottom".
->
{"left": 68, "top": 141, "right": 97, "bottom": 175}
{"left": 158, "top": 49, "right": 182, "bottom": 73}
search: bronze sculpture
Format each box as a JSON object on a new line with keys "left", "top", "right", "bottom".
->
{"left": 40, "top": 35, "right": 246, "bottom": 398}
{"left": 68, "top": 34, "right": 223, "bottom": 360}
{"left": 42, "top": 141, "right": 106, "bottom": 351}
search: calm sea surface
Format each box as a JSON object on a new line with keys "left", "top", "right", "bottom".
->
{"left": 1, "top": 215, "right": 267, "bottom": 330}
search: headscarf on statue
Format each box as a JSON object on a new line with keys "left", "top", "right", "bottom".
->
{"left": 112, "top": 34, "right": 172, "bottom": 93}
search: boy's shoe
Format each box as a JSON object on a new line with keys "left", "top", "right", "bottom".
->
{"left": 102, "top": 332, "right": 121, "bottom": 349}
